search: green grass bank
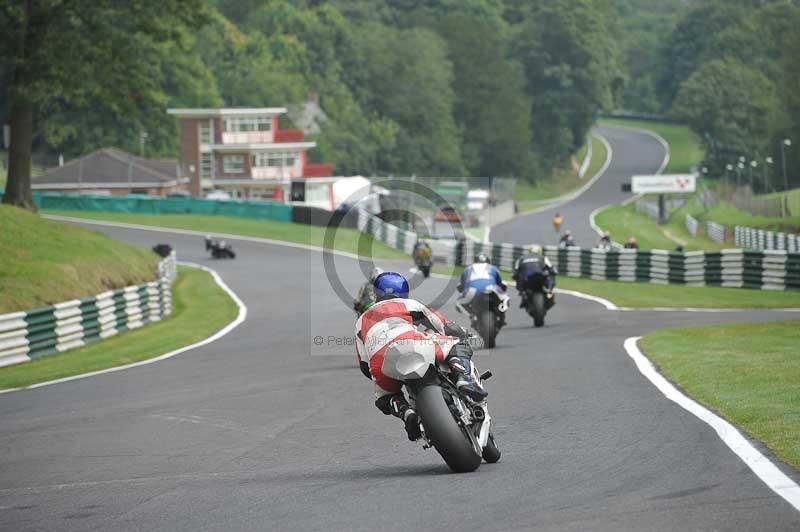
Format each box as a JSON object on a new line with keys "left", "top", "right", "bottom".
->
{"left": 514, "top": 134, "right": 609, "bottom": 212}
{"left": 642, "top": 320, "right": 800, "bottom": 469}
{"left": 0, "top": 205, "right": 159, "bottom": 313}
{"left": 0, "top": 265, "right": 238, "bottom": 390}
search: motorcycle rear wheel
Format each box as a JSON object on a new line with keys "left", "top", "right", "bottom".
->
{"left": 416, "top": 385, "right": 482, "bottom": 473}
{"left": 479, "top": 310, "right": 496, "bottom": 348}
{"left": 532, "top": 292, "right": 546, "bottom": 327}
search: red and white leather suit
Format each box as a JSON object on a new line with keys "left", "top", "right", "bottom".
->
{"left": 354, "top": 298, "right": 460, "bottom": 399}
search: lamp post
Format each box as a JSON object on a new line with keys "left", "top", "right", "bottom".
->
{"left": 139, "top": 131, "right": 148, "bottom": 157}
{"left": 725, "top": 163, "right": 733, "bottom": 189}
{"left": 780, "top": 138, "right": 792, "bottom": 191}
{"left": 765, "top": 156, "right": 774, "bottom": 192}
{"left": 737, "top": 161, "right": 745, "bottom": 187}
{"left": 750, "top": 160, "right": 758, "bottom": 192}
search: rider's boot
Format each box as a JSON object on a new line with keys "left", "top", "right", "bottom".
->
{"left": 446, "top": 344, "right": 488, "bottom": 403}
{"left": 389, "top": 395, "right": 422, "bottom": 441}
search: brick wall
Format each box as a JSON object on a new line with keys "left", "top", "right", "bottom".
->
{"left": 179, "top": 119, "right": 200, "bottom": 196}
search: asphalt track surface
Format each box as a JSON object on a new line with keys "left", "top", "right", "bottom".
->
{"left": 492, "top": 125, "right": 667, "bottom": 248}
{"left": 1, "top": 222, "right": 799, "bottom": 532}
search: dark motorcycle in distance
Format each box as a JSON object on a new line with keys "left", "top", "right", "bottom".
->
{"left": 458, "top": 285, "right": 509, "bottom": 349}
{"left": 521, "top": 267, "right": 554, "bottom": 327}
{"left": 205, "top": 236, "right": 236, "bottom": 259}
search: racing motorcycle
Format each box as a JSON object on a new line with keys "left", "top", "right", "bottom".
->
{"left": 457, "top": 284, "right": 509, "bottom": 348}
{"left": 414, "top": 245, "right": 433, "bottom": 278}
{"left": 520, "top": 266, "right": 554, "bottom": 328}
{"left": 387, "top": 336, "right": 501, "bottom": 473}
{"left": 204, "top": 236, "right": 236, "bottom": 259}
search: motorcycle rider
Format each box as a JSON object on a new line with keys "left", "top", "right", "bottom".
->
{"left": 353, "top": 267, "right": 383, "bottom": 315}
{"left": 455, "top": 253, "right": 507, "bottom": 318}
{"left": 558, "top": 230, "right": 575, "bottom": 248}
{"left": 512, "top": 245, "right": 557, "bottom": 308}
{"left": 412, "top": 239, "right": 433, "bottom": 264}
{"left": 355, "top": 272, "right": 487, "bottom": 441}
{"left": 597, "top": 231, "right": 613, "bottom": 249}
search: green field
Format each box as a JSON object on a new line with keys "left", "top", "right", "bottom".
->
{"left": 558, "top": 276, "right": 799, "bottom": 308}
{"left": 0, "top": 205, "right": 159, "bottom": 313}
{"left": 515, "top": 134, "right": 609, "bottom": 212}
{"left": 0, "top": 266, "right": 239, "bottom": 390}
{"left": 594, "top": 201, "right": 725, "bottom": 251}
{"left": 692, "top": 201, "right": 800, "bottom": 233}
{"left": 43, "top": 210, "right": 409, "bottom": 260}
{"left": 600, "top": 118, "right": 704, "bottom": 174}
{"left": 642, "top": 320, "right": 800, "bottom": 468}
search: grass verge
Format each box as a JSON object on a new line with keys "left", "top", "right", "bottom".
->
{"left": 642, "top": 320, "right": 800, "bottom": 469}
{"left": 0, "top": 265, "right": 238, "bottom": 390}
{"left": 515, "top": 134, "right": 608, "bottom": 212}
{"left": 594, "top": 201, "right": 725, "bottom": 251}
{"left": 690, "top": 201, "right": 800, "bottom": 233}
{"left": 43, "top": 210, "right": 409, "bottom": 260}
{"left": 599, "top": 118, "right": 704, "bottom": 174}
{"left": 0, "top": 205, "right": 159, "bottom": 313}
{"left": 557, "top": 276, "right": 800, "bottom": 308}
{"left": 431, "top": 264, "right": 798, "bottom": 308}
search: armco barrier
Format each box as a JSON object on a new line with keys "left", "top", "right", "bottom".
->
{"left": 706, "top": 220, "right": 727, "bottom": 243}
{"left": 685, "top": 213, "right": 699, "bottom": 236}
{"left": 31, "top": 192, "right": 292, "bottom": 222}
{"left": 357, "top": 209, "right": 419, "bottom": 257}
{"left": 459, "top": 239, "right": 800, "bottom": 291}
{"left": 735, "top": 225, "right": 800, "bottom": 253}
{"left": 0, "top": 253, "right": 177, "bottom": 368}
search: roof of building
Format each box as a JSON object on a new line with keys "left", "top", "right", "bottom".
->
{"left": 32, "top": 148, "right": 186, "bottom": 189}
{"left": 167, "top": 108, "right": 287, "bottom": 118}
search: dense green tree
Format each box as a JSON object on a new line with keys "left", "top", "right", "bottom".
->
{"left": 1, "top": 0, "right": 208, "bottom": 209}
{"left": 354, "top": 24, "right": 464, "bottom": 176}
{"left": 437, "top": 13, "right": 532, "bottom": 178}
{"left": 514, "top": 0, "right": 621, "bottom": 171}
{"left": 673, "top": 58, "right": 782, "bottom": 159}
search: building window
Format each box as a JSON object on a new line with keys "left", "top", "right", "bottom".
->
{"left": 225, "top": 117, "right": 272, "bottom": 133}
{"left": 199, "top": 120, "right": 213, "bottom": 145}
{"left": 200, "top": 153, "right": 214, "bottom": 178}
{"left": 223, "top": 155, "right": 245, "bottom": 174}
{"left": 253, "top": 152, "right": 299, "bottom": 168}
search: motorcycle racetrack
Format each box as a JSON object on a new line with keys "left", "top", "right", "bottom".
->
{"left": 2, "top": 126, "right": 799, "bottom": 531}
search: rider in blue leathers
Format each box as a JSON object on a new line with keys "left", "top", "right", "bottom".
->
{"left": 456, "top": 253, "right": 507, "bottom": 315}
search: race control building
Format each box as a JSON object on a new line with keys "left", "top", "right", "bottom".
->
{"left": 167, "top": 107, "right": 334, "bottom": 199}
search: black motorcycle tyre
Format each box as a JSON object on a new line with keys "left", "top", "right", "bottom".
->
{"left": 482, "top": 432, "right": 501, "bottom": 463}
{"left": 479, "top": 310, "right": 496, "bottom": 348}
{"left": 416, "top": 385, "right": 482, "bottom": 473}
{"left": 532, "top": 291, "right": 546, "bottom": 327}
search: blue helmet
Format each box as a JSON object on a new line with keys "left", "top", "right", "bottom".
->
{"left": 373, "top": 272, "right": 409, "bottom": 301}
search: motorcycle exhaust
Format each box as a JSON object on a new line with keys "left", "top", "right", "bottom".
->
{"left": 498, "top": 300, "right": 508, "bottom": 313}
{"left": 472, "top": 407, "right": 485, "bottom": 421}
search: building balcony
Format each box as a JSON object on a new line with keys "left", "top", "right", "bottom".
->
{"left": 304, "top": 163, "right": 335, "bottom": 177}
{"left": 221, "top": 131, "right": 274, "bottom": 144}
{"left": 274, "top": 128, "right": 305, "bottom": 143}
{"left": 252, "top": 166, "right": 302, "bottom": 180}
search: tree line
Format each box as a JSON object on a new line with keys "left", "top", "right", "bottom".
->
{"left": 1, "top": 0, "right": 620, "bottom": 208}
{"left": 617, "top": 0, "right": 800, "bottom": 188}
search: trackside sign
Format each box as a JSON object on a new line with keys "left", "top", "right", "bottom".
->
{"left": 631, "top": 174, "right": 696, "bottom": 194}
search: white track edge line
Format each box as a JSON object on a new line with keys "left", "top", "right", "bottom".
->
{"left": 623, "top": 336, "right": 800, "bottom": 512}
{"left": 490, "top": 132, "right": 614, "bottom": 234}
{"left": 0, "top": 262, "right": 248, "bottom": 395}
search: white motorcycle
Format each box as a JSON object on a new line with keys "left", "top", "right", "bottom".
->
{"left": 382, "top": 334, "right": 500, "bottom": 473}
